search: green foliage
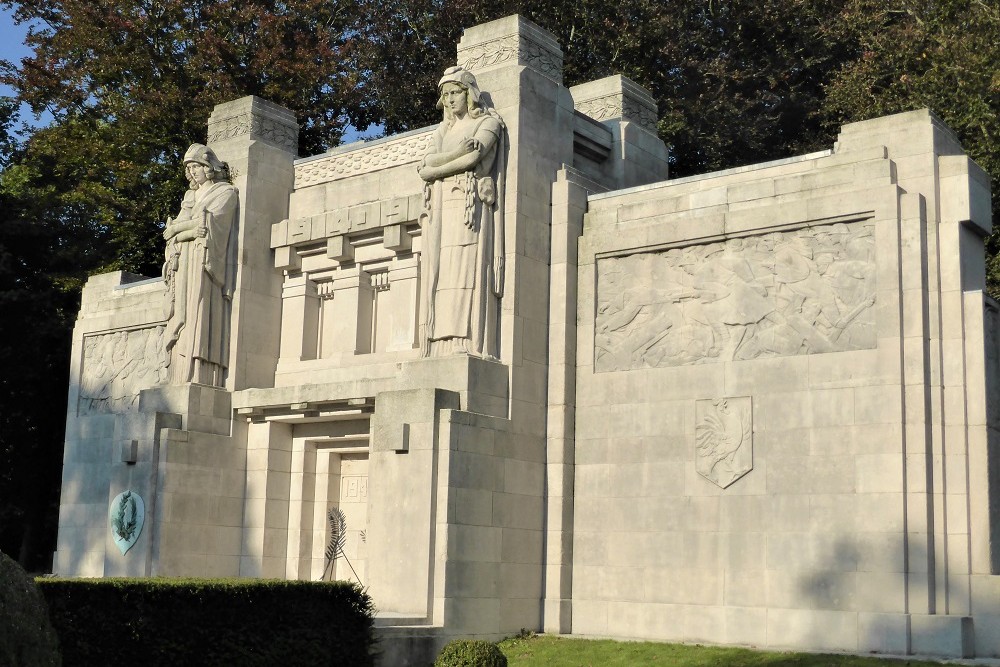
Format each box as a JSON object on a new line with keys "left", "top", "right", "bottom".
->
{"left": 496, "top": 634, "right": 950, "bottom": 666}
{"left": 819, "top": 0, "right": 1000, "bottom": 294}
{"left": 0, "top": 164, "right": 77, "bottom": 569}
{"left": 0, "top": 551, "right": 61, "bottom": 666}
{"left": 37, "top": 577, "right": 374, "bottom": 667}
{"left": 435, "top": 639, "right": 508, "bottom": 667}
{"left": 351, "top": 0, "right": 855, "bottom": 178}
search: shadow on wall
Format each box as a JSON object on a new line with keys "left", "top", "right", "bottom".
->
{"left": 793, "top": 534, "right": 1000, "bottom": 658}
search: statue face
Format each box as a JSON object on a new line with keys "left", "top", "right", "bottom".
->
{"left": 185, "top": 162, "right": 211, "bottom": 187}
{"left": 441, "top": 82, "right": 468, "bottom": 117}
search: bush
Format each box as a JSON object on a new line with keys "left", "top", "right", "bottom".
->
{"left": 434, "top": 639, "right": 507, "bottom": 667}
{"left": 0, "top": 550, "right": 60, "bottom": 666}
{"left": 37, "top": 577, "right": 373, "bottom": 666}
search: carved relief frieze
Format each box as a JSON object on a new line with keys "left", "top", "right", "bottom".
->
{"left": 595, "top": 221, "right": 876, "bottom": 371}
{"left": 79, "top": 326, "right": 168, "bottom": 414}
{"left": 294, "top": 132, "right": 434, "bottom": 189}
{"left": 207, "top": 112, "right": 298, "bottom": 152}
{"left": 576, "top": 94, "right": 658, "bottom": 133}
{"left": 695, "top": 397, "right": 753, "bottom": 488}
{"left": 458, "top": 34, "right": 562, "bottom": 80}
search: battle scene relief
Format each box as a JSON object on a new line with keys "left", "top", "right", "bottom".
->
{"left": 595, "top": 221, "right": 876, "bottom": 371}
{"left": 79, "top": 327, "right": 168, "bottom": 413}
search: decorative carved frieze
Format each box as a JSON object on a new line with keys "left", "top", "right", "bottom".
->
{"left": 695, "top": 397, "right": 753, "bottom": 488}
{"left": 458, "top": 34, "right": 563, "bottom": 80}
{"left": 79, "top": 326, "right": 168, "bottom": 413}
{"left": 575, "top": 94, "right": 658, "bottom": 133}
{"left": 595, "top": 221, "right": 876, "bottom": 371}
{"left": 207, "top": 112, "right": 298, "bottom": 151}
{"left": 294, "top": 132, "right": 434, "bottom": 189}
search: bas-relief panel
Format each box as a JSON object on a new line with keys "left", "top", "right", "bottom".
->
{"left": 79, "top": 327, "right": 168, "bottom": 414}
{"left": 594, "top": 221, "right": 876, "bottom": 372}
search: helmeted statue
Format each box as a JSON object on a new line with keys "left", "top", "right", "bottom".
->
{"left": 417, "top": 66, "right": 506, "bottom": 359}
{"left": 162, "top": 143, "right": 239, "bottom": 386}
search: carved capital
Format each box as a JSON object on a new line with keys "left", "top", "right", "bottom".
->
{"left": 207, "top": 96, "right": 298, "bottom": 153}
{"left": 572, "top": 75, "right": 659, "bottom": 133}
{"left": 457, "top": 15, "right": 562, "bottom": 82}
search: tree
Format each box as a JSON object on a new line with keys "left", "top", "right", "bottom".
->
{"left": 2, "top": 0, "right": 371, "bottom": 276}
{"left": 350, "top": 0, "right": 857, "bottom": 177}
{"left": 819, "top": 0, "right": 1000, "bottom": 292}
{"left": 0, "top": 101, "right": 79, "bottom": 568}
{"left": 0, "top": 1, "right": 376, "bottom": 566}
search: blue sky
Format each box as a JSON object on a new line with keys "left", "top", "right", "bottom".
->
{"left": 1, "top": 6, "right": 50, "bottom": 128}
{"left": 1, "top": 6, "right": 30, "bottom": 95}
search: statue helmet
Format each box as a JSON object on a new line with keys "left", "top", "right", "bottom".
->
{"left": 183, "top": 143, "right": 226, "bottom": 172}
{"left": 437, "top": 66, "right": 483, "bottom": 110}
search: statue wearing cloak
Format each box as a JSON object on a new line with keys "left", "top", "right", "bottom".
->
{"left": 417, "top": 66, "right": 506, "bottom": 359}
{"left": 162, "top": 143, "right": 239, "bottom": 386}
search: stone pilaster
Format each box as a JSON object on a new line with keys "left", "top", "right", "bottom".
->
{"left": 207, "top": 96, "right": 298, "bottom": 391}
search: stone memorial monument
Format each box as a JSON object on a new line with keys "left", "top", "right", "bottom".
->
{"left": 53, "top": 14, "right": 1000, "bottom": 665}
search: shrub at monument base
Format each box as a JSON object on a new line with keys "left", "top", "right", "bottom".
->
{"left": 434, "top": 639, "right": 508, "bottom": 667}
{"left": 37, "top": 578, "right": 374, "bottom": 666}
{"left": 0, "top": 551, "right": 61, "bottom": 666}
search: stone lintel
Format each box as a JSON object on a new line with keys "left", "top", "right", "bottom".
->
{"left": 457, "top": 14, "right": 563, "bottom": 83}
{"left": 207, "top": 95, "right": 299, "bottom": 154}
{"left": 571, "top": 74, "right": 659, "bottom": 134}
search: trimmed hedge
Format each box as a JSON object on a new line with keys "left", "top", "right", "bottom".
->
{"left": 434, "top": 639, "right": 507, "bottom": 667}
{"left": 0, "top": 551, "right": 61, "bottom": 666}
{"left": 37, "top": 577, "right": 374, "bottom": 667}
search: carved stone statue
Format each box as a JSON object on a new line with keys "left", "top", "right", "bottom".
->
{"left": 162, "top": 144, "right": 239, "bottom": 385}
{"left": 417, "top": 66, "right": 506, "bottom": 359}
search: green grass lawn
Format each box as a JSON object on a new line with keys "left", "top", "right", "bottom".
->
{"left": 496, "top": 634, "right": 950, "bottom": 667}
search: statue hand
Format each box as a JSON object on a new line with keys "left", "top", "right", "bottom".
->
{"left": 463, "top": 137, "right": 480, "bottom": 153}
{"left": 195, "top": 226, "right": 208, "bottom": 238}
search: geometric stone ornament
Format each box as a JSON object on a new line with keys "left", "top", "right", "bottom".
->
{"left": 695, "top": 396, "right": 752, "bottom": 488}
{"left": 109, "top": 490, "right": 145, "bottom": 556}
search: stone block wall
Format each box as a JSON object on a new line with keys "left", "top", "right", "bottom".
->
{"left": 571, "top": 109, "right": 998, "bottom": 656}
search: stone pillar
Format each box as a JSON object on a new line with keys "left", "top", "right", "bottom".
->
{"left": 450, "top": 15, "right": 577, "bottom": 636}
{"left": 206, "top": 96, "right": 298, "bottom": 391}
{"left": 383, "top": 258, "right": 421, "bottom": 353}
{"left": 571, "top": 75, "right": 669, "bottom": 188}
{"left": 278, "top": 276, "right": 319, "bottom": 361}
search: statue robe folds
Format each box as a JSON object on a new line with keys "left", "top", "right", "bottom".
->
{"left": 420, "top": 113, "right": 506, "bottom": 359}
{"left": 163, "top": 180, "right": 239, "bottom": 385}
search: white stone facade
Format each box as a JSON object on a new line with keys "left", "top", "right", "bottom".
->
{"left": 54, "top": 14, "right": 999, "bottom": 664}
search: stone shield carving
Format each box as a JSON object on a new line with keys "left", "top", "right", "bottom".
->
{"left": 695, "top": 397, "right": 753, "bottom": 488}
{"left": 109, "top": 490, "right": 145, "bottom": 556}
